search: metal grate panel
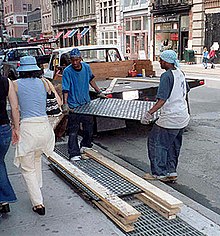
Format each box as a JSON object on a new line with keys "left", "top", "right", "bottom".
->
{"left": 74, "top": 98, "right": 159, "bottom": 121}
{"left": 54, "top": 143, "right": 142, "bottom": 197}
{"left": 125, "top": 201, "right": 205, "bottom": 236}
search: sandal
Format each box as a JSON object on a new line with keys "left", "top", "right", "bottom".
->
{"left": 32, "top": 205, "right": 45, "bottom": 215}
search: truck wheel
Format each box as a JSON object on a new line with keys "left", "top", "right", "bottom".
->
{"left": 8, "top": 71, "right": 16, "bottom": 80}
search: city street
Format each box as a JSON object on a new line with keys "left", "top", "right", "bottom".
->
{"left": 1, "top": 63, "right": 220, "bottom": 236}
{"left": 93, "top": 63, "right": 220, "bottom": 218}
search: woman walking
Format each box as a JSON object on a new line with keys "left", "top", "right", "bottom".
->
{"left": 0, "top": 75, "right": 20, "bottom": 214}
{"left": 14, "top": 56, "right": 56, "bottom": 215}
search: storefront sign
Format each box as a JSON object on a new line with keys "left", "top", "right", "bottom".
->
{"left": 154, "top": 15, "right": 179, "bottom": 23}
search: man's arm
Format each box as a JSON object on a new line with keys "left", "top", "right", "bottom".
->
{"left": 148, "top": 99, "right": 166, "bottom": 115}
{"left": 89, "top": 79, "right": 101, "bottom": 93}
{"left": 9, "top": 79, "right": 20, "bottom": 144}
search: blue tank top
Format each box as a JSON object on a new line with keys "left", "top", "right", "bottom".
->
{"left": 17, "top": 78, "right": 47, "bottom": 119}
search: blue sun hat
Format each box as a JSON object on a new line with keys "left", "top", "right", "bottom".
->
{"left": 17, "top": 56, "right": 41, "bottom": 72}
{"left": 160, "top": 50, "right": 180, "bottom": 68}
{"left": 70, "top": 48, "right": 81, "bottom": 58}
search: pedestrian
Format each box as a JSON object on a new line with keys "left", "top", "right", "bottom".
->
{"left": 141, "top": 50, "right": 190, "bottom": 182}
{"left": 0, "top": 76, "right": 20, "bottom": 214}
{"left": 209, "top": 47, "right": 216, "bottom": 69}
{"left": 202, "top": 46, "right": 209, "bottom": 69}
{"left": 62, "top": 48, "right": 105, "bottom": 161}
{"left": 14, "top": 56, "right": 56, "bottom": 215}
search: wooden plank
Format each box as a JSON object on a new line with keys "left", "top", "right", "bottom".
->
{"left": 104, "top": 78, "right": 118, "bottom": 93}
{"left": 84, "top": 149, "right": 183, "bottom": 209}
{"left": 97, "top": 201, "right": 138, "bottom": 225}
{"left": 48, "top": 152, "right": 141, "bottom": 222}
{"left": 107, "top": 77, "right": 160, "bottom": 83}
{"left": 93, "top": 201, "right": 135, "bottom": 233}
{"left": 135, "top": 193, "right": 180, "bottom": 220}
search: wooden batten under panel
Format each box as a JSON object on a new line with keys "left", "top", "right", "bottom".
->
{"left": 135, "top": 193, "right": 180, "bottom": 220}
{"left": 48, "top": 152, "right": 141, "bottom": 222}
{"left": 93, "top": 201, "right": 135, "bottom": 233}
{"left": 84, "top": 149, "right": 183, "bottom": 209}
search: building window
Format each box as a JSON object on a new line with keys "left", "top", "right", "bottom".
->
{"left": 132, "top": 18, "right": 141, "bottom": 30}
{"left": 24, "top": 16, "right": 27, "bottom": 23}
{"left": 100, "top": 0, "right": 116, "bottom": 24}
{"left": 27, "top": 4, "right": 32, "bottom": 11}
{"left": 16, "top": 16, "right": 23, "bottom": 23}
{"left": 23, "top": 4, "right": 27, "bottom": 10}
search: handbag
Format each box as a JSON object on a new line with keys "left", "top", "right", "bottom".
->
{"left": 46, "top": 91, "right": 62, "bottom": 116}
{"left": 41, "top": 78, "right": 62, "bottom": 116}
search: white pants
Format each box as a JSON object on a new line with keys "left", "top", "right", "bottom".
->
{"left": 20, "top": 151, "right": 43, "bottom": 206}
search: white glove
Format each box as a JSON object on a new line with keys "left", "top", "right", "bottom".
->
{"left": 141, "top": 112, "right": 153, "bottom": 125}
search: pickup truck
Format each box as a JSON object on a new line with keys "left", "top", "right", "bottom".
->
{"left": 2, "top": 46, "right": 50, "bottom": 80}
{"left": 44, "top": 44, "right": 204, "bottom": 132}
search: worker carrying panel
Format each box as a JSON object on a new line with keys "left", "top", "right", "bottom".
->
{"left": 74, "top": 98, "right": 159, "bottom": 121}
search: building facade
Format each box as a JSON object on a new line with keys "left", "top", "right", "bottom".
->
{"left": 27, "top": 7, "right": 41, "bottom": 39}
{"left": 122, "top": 0, "right": 150, "bottom": 60}
{"left": 51, "top": 0, "right": 96, "bottom": 47}
{"left": 40, "top": 0, "right": 53, "bottom": 39}
{"left": 3, "top": 0, "right": 40, "bottom": 38}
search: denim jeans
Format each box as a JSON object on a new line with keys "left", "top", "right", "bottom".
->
{"left": 0, "top": 124, "right": 17, "bottom": 203}
{"left": 147, "top": 124, "right": 184, "bottom": 176}
{"left": 68, "top": 112, "right": 94, "bottom": 157}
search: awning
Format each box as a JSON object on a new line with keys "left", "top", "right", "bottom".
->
{"left": 63, "top": 30, "right": 72, "bottom": 39}
{"left": 55, "top": 31, "right": 63, "bottom": 39}
{"left": 80, "top": 27, "right": 90, "bottom": 37}
{"left": 68, "top": 29, "right": 78, "bottom": 38}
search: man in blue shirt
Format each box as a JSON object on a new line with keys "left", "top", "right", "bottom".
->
{"left": 62, "top": 48, "right": 103, "bottom": 161}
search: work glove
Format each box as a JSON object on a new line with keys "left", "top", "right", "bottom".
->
{"left": 61, "top": 104, "right": 70, "bottom": 114}
{"left": 140, "top": 112, "right": 153, "bottom": 125}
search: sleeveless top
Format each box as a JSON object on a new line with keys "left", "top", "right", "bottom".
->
{"left": 16, "top": 78, "right": 47, "bottom": 120}
{"left": 0, "top": 76, "right": 10, "bottom": 125}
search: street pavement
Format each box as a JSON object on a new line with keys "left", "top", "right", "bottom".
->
{"left": 1, "top": 62, "right": 220, "bottom": 235}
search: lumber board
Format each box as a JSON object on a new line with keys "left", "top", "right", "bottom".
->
{"left": 104, "top": 78, "right": 118, "bottom": 93}
{"left": 107, "top": 77, "right": 160, "bottom": 83}
{"left": 97, "top": 201, "right": 137, "bottom": 225}
{"left": 48, "top": 152, "right": 141, "bottom": 222}
{"left": 84, "top": 149, "right": 183, "bottom": 209}
{"left": 93, "top": 201, "right": 135, "bottom": 233}
{"left": 135, "top": 193, "right": 180, "bottom": 220}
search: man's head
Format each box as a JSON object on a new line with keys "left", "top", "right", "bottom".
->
{"left": 159, "top": 50, "right": 179, "bottom": 70}
{"left": 70, "top": 48, "right": 82, "bottom": 70}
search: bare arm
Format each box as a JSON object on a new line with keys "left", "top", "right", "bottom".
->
{"left": 8, "top": 79, "right": 20, "bottom": 144}
{"left": 46, "top": 79, "right": 62, "bottom": 106}
{"left": 63, "top": 92, "right": 68, "bottom": 105}
{"left": 148, "top": 99, "right": 166, "bottom": 115}
{"left": 90, "top": 79, "right": 101, "bottom": 93}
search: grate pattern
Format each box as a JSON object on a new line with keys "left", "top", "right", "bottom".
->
{"left": 126, "top": 203, "right": 205, "bottom": 236}
{"left": 49, "top": 161, "right": 99, "bottom": 200}
{"left": 74, "top": 98, "right": 159, "bottom": 121}
{"left": 54, "top": 143, "right": 141, "bottom": 197}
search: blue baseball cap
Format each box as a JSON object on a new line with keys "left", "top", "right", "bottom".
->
{"left": 17, "top": 56, "right": 41, "bottom": 72}
{"left": 70, "top": 48, "right": 81, "bottom": 58}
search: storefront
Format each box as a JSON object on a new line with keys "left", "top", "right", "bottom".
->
{"left": 153, "top": 14, "right": 190, "bottom": 61}
{"left": 124, "top": 15, "right": 148, "bottom": 60}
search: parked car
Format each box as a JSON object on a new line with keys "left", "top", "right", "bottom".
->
{"left": 2, "top": 46, "right": 50, "bottom": 80}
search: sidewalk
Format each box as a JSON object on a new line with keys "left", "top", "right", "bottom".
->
{"left": 1, "top": 143, "right": 220, "bottom": 235}
{"left": 152, "top": 61, "right": 220, "bottom": 77}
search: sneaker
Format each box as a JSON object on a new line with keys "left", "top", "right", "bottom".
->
{"left": 80, "top": 146, "right": 92, "bottom": 154}
{"left": 69, "top": 155, "right": 81, "bottom": 161}
{"left": 143, "top": 173, "right": 167, "bottom": 181}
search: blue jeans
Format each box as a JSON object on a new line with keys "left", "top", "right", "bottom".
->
{"left": 147, "top": 124, "right": 184, "bottom": 176}
{"left": 0, "top": 124, "right": 17, "bottom": 203}
{"left": 68, "top": 113, "right": 94, "bottom": 157}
